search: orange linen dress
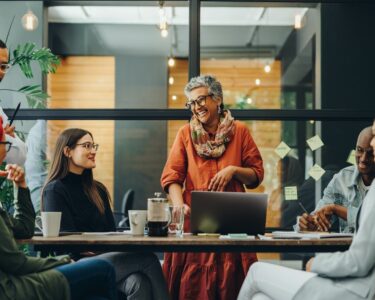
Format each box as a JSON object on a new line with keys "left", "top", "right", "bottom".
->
{"left": 161, "top": 121, "right": 264, "bottom": 300}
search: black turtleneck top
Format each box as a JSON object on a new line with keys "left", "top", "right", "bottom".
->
{"left": 42, "top": 172, "right": 116, "bottom": 232}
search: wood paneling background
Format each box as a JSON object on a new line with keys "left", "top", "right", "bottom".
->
{"left": 47, "top": 57, "right": 115, "bottom": 203}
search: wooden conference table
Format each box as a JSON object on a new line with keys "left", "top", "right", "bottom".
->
{"left": 18, "top": 233, "right": 352, "bottom": 253}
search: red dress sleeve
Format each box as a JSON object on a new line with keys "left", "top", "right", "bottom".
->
{"left": 160, "top": 127, "right": 188, "bottom": 193}
{"left": 241, "top": 125, "right": 264, "bottom": 188}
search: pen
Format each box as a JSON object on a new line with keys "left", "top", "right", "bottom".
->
{"left": 298, "top": 202, "right": 309, "bottom": 215}
{"left": 9, "top": 102, "right": 21, "bottom": 126}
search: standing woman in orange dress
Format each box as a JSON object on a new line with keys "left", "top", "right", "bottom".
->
{"left": 161, "top": 75, "right": 264, "bottom": 300}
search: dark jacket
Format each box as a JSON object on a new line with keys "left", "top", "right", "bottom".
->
{"left": 0, "top": 187, "right": 70, "bottom": 300}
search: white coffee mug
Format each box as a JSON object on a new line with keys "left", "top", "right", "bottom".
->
{"left": 129, "top": 210, "right": 147, "bottom": 235}
{"left": 35, "top": 212, "right": 62, "bottom": 237}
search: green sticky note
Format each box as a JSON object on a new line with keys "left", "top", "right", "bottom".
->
{"left": 308, "top": 164, "right": 326, "bottom": 181}
{"left": 307, "top": 135, "right": 324, "bottom": 151}
{"left": 346, "top": 149, "right": 356, "bottom": 165}
{"left": 274, "top": 141, "right": 291, "bottom": 159}
{"left": 284, "top": 186, "right": 298, "bottom": 200}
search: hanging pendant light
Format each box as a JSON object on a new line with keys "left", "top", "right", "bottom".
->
{"left": 22, "top": 10, "right": 39, "bottom": 31}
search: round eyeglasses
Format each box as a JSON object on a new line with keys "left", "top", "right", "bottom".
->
{"left": 185, "top": 94, "right": 213, "bottom": 110}
{"left": 76, "top": 142, "right": 99, "bottom": 151}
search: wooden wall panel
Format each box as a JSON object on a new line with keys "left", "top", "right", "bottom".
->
{"left": 47, "top": 57, "right": 115, "bottom": 202}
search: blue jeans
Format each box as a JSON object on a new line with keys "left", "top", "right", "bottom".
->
{"left": 56, "top": 258, "right": 117, "bottom": 300}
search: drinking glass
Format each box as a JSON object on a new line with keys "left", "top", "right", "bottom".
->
{"left": 169, "top": 206, "right": 184, "bottom": 237}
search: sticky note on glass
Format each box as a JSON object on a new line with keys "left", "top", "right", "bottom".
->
{"left": 284, "top": 186, "right": 298, "bottom": 200}
{"left": 307, "top": 135, "right": 324, "bottom": 151}
{"left": 308, "top": 164, "right": 326, "bottom": 181}
{"left": 274, "top": 141, "right": 291, "bottom": 159}
{"left": 346, "top": 149, "right": 356, "bottom": 165}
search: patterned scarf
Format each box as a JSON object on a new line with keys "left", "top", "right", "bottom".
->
{"left": 190, "top": 109, "right": 235, "bottom": 158}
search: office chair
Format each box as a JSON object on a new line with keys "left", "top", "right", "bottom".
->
{"left": 115, "top": 189, "right": 135, "bottom": 228}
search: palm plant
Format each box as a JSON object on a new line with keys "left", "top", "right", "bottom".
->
{"left": 1, "top": 42, "right": 60, "bottom": 108}
{"left": 0, "top": 19, "right": 60, "bottom": 212}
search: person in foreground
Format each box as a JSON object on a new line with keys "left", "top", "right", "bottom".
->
{"left": 0, "top": 118, "right": 117, "bottom": 300}
{"left": 42, "top": 128, "right": 169, "bottom": 300}
{"left": 161, "top": 75, "right": 264, "bottom": 300}
{"left": 237, "top": 120, "right": 375, "bottom": 300}
{"left": 297, "top": 126, "right": 375, "bottom": 232}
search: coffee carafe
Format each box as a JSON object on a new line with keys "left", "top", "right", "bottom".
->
{"left": 147, "top": 192, "right": 171, "bottom": 237}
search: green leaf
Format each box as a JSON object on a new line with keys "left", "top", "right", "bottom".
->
{"left": 10, "top": 43, "right": 60, "bottom": 79}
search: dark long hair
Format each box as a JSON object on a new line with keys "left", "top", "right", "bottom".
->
{"left": 42, "top": 128, "right": 107, "bottom": 214}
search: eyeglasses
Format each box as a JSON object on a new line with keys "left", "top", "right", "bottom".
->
{"left": 0, "top": 141, "right": 12, "bottom": 152}
{"left": 0, "top": 64, "right": 11, "bottom": 73}
{"left": 76, "top": 142, "right": 99, "bottom": 151}
{"left": 355, "top": 146, "right": 374, "bottom": 158}
{"left": 185, "top": 94, "right": 213, "bottom": 110}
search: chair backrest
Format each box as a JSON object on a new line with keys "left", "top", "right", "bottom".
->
{"left": 118, "top": 189, "right": 135, "bottom": 228}
{"left": 121, "top": 189, "right": 135, "bottom": 215}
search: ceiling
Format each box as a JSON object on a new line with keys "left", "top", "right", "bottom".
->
{"left": 48, "top": 6, "right": 309, "bottom": 58}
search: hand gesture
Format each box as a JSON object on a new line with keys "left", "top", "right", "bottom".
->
{"left": 299, "top": 213, "right": 318, "bottom": 231}
{"left": 208, "top": 166, "right": 235, "bottom": 191}
{"left": 0, "top": 164, "right": 27, "bottom": 188}
{"left": 4, "top": 124, "right": 15, "bottom": 138}
{"left": 183, "top": 204, "right": 191, "bottom": 217}
{"left": 314, "top": 205, "right": 334, "bottom": 231}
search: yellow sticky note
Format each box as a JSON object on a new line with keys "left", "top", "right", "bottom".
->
{"left": 308, "top": 164, "right": 326, "bottom": 181}
{"left": 274, "top": 141, "right": 291, "bottom": 159}
{"left": 307, "top": 135, "right": 324, "bottom": 151}
{"left": 284, "top": 186, "right": 298, "bottom": 201}
{"left": 346, "top": 149, "right": 356, "bottom": 165}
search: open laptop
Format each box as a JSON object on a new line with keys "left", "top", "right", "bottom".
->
{"left": 191, "top": 191, "right": 268, "bottom": 235}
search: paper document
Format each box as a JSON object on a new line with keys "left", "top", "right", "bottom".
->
{"left": 219, "top": 234, "right": 255, "bottom": 240}
{"left": 271, "top": 231, "right": 353, "bottom": 240}
{"left": 82, "top": 231, "right": 133, "bottom": 235}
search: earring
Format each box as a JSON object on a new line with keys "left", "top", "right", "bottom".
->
{"left": 217, "top": 106, "right": 222, "bottom": 114}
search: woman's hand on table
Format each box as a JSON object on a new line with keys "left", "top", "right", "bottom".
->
{"left": 208, "top": 166, "right": 235, "bottom": 191}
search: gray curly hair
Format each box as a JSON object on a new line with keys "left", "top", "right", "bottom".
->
{"left": 184, "top": 75, "right": 224, "bottom": 110}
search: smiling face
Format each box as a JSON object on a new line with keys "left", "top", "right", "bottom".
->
{"left": 66, "top": 133, "right": 97, "bottom": 174}
{"left": 355, "top": 128, "right": 375, "bottom": 175}
{"left": 189, "top": 87, "right": 222, "bottom": 127}
{"left": 0, "top": 47, "right": 9, "bottom": 82}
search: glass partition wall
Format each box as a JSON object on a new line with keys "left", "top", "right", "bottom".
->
{"left": 1, "top": 1, "right": 374, "bottom": 233}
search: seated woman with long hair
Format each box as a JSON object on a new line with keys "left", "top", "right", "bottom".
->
{"left": 42, "top": 128, "right": 169, "bottom": 300}
{"left": 0, "top": 118, "right": 117, "bottom": 300}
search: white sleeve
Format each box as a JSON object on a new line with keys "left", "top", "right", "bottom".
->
{"left": 311, "top": 182, "right": 375, "bottom": 277}
{"left": 5, "top": 134, "right": 27, "bottom": 166}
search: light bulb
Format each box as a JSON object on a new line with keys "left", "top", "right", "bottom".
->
{"left": 168, "top": 57, "right": 175, "bottom": 67}
{"left": 295, "top": 14, "right": 302, "bottom": 29}
{"left": 264, "top": 64, "right": 271, "bottom": 73}
{"left": 255, "top": 78, "right": 261, "bottom": 86}
{"left": 22, "top": 10, "right": 39, "bottom": 31}
{"left": 161, "top": 28, "right": 168, "bottom": 38}
{"left": 172, "top": 95, "right": 177, "bottom": 101}
{"left": 169, "top": 76, "right": 174, "bottom": 85}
